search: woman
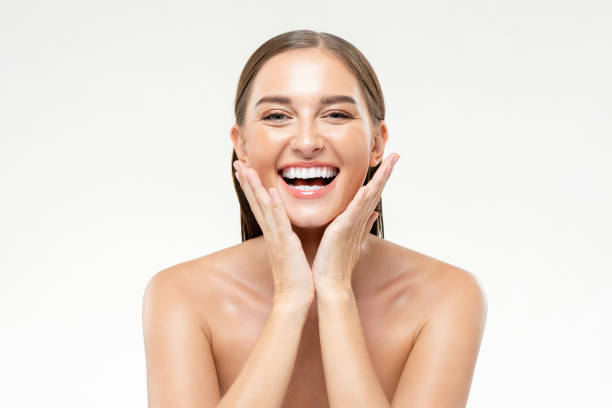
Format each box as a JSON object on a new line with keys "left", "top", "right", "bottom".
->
{"left": 143, "top": 30, "right": 487, "bottom": 408}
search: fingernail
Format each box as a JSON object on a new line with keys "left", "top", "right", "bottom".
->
{"left": 392, "top": 154, "right": 399, "bottom": 165}
{"left": 233, "top": 161, "right": 240, "bottom": 172}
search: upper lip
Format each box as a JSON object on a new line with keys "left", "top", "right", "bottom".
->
{"left": 277, "top": 161, "right": 340, "bottom": 172}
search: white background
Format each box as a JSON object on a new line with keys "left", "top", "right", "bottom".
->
{"left": 1, "top": 1, "right": 610, "bottom": 406}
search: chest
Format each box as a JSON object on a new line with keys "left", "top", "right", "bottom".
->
{"left": 210, "top": 290, "right": 422, "bottom": 407}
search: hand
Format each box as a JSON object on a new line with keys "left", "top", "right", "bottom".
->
{"left": 311, "top": 153, "right": 399, "bottom": 293}
{"left": 233, "top": 161, "right": 315, "bottom": 306}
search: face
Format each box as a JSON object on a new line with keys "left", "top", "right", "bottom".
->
{"left": 231, "top": 48, "right": 387, "bottom": 229}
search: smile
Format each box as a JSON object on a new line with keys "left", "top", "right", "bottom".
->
{"left": 277, "top": 163, "right": 340, "bottom": 199}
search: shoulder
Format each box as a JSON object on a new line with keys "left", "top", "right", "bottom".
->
{"left": 142, "top": 257, "right": 215, "bottom": 341}
{"left": 142, "top": 240, "right": 262, "bottom": 338}
{"left": 371, "top": 236, "right": 487, "bottom": 320}
{"left": 143, "top": 249, "right": 255, "bottom": 406}
{"left": 429, "top": 260, "right": 487, "bottom": 324}
{"left": 399, "top": 245, "right": 488, "bottom": 341}
{"left": 380, "top": 241, "right": 488, "bottom": 406}
{"left": 419, "top": 255, "right": 487, "bottom": 313}
{"left": 143, "top": 238, "right": 268, "bottom": 334}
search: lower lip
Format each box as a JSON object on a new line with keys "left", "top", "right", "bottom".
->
{"left": 278, "top": 173, "right": 339, "bottom": 199}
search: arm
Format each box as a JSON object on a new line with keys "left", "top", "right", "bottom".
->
{"left": 142, "top": 270, "right": 220, "bottom": 407}
{"left": 390, "top": 272, "right": 488, "bottom": 407}
{"left": 316, "top": 285, "right": 391, "bottom": 407}
{"left": 143, "top": 269, "right": 313, "bottom": 408}
{"left": 316, "top": 271, "right": 487, "bottom": 408}
{"left": 217, "top": 296, "right": 312, "bottom": 408}
{"left": 310, "top": 154, "right": 399, "bottom": 407}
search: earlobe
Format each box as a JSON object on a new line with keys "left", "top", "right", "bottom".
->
{"left": 230, "top": 124, "right": 248, "bottom": 162}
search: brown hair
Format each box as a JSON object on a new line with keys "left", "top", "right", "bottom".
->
{"left": 232, "top": 29, "right": 386, "bottom": 241}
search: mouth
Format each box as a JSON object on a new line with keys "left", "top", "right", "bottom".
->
{"left": 276, "top": 163, "right": 340, "bottom": 199}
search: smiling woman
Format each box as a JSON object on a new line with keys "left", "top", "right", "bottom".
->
{"left": 142, "top": 29, "right": 487, "bottom": 408}
{"left": 231, "top": 31, "right": 386, "bottom": 240}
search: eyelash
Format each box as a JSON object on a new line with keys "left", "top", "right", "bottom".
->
{"left": 261, "top": 111, "right": 353, "bottom": 121}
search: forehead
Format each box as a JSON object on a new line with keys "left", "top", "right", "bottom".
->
{"left": 249, "top": 48, "right": 363, "bottom": 107}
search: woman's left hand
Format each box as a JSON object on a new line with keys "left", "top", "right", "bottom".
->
{"left": 312, "top": 153, "right": 399, "bottom": 293}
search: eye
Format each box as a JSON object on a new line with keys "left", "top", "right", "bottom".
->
{"left": 326, "top": 111, "right": 353, "bottom": 120}
{"left": 261, "top": 111, "right": 353, "bottom": 122}
{"left": 262, "top": 112, "right": 290, "bottom": 121}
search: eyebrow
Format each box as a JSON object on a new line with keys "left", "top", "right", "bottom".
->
{"left": 254, "top": 94, "right": 357, "bottom": 108}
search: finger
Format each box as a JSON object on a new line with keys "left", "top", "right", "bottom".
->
{"left": 360, "top": 210, "right": 379, "bottom": 244}
{"left": 248, "top": 167, "right": 273, "bottom": 210}
{"left": 343, "top": 154, "right": 396, "bottom": 223}
{"left": 365, "top": 153, "right": 399, "bottom": 212}
{"left": 337, "top": 185, "right": 370, "bottom": 228}
{"left": 370, "top": 154, "right": 397, "bottom": 194}
{"left": 235, "top": 164, "right": 263, "bottom": 217}
{"left": 347, "top": 154, "right": 396, "bottom": 229}
{"left": 235, "top": 165, "right": 263, "bottom": 219}
{"left": 246, "top": 167, "right": 280, "bottom": 239}
{"left": 269, "top": 187, "right": 294, "bottom": 235}
{"left": 234, "top": 163, "right": 268, "bottom": 234}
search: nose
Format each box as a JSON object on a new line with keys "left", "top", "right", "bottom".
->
{"left": 289, "top": 122, "right": 324, "bottom": 157}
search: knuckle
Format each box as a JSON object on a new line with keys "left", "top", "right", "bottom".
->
{"left": 359, "top": 188, "right": 369, "bottom": 201}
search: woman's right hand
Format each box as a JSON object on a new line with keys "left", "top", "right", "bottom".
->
{"left": 234, "top": 160, "right": 315, "bottom": 307}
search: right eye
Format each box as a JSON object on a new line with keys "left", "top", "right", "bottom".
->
{"left": 262, "top": 112, "right": 290, "bottom": 121}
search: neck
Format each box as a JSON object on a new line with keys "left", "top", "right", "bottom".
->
{"left": 292, "top": 224, "right": 328, "bottom": 267}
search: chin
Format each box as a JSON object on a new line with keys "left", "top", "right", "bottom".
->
{"left": 286, "top": 207, "right": 337, "bottom": 229}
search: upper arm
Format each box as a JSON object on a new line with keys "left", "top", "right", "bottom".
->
{"left": 142, "top": 269, "right": 221, "bottom": 408}
{"left": 391, "top": 271, "right": 487, "bottom": 408}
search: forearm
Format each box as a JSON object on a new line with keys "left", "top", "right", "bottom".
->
{"left": 217, "top": 297, "right": 311, "bottom": 408}
{"left": 316, "top": 286, "right": 390, "bottom": 408}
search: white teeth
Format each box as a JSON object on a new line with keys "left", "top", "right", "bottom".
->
{"left": 292, "top": 185, "right": 325, "bottom": 191}
{"left": 281, "top": 166, "right": 339, "bottom": 179}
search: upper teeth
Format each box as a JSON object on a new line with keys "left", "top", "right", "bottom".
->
{"left": 281, "top": 166, "right": 338, "bottom": 179}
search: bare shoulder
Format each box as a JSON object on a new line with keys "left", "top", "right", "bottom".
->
{"left": 371, "top": 236, "right": 487, "bottom": 320}
{"left": 425, "top": 257, "right": 487, "bottom": 320}
{"left": 377, "top": 239, "right": 488, "bottom": 406}
{"left": 142, "top": 243, "right": 261, "bottom": 407}
{"left": 420, "top": 255, "right": 486, "bottom": 313}
{"left": 142, "top": 239, "right": 262, "bottom": 338}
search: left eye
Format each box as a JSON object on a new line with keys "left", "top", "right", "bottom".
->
{"left": 262, "top": 113, "right": 288, "bottom": 121}
{"left": 327, "top": 111, "right": 352, "bottom": 119}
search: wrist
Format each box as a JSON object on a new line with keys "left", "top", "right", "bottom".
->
{"left": 272, "top": 291, "right": 314, "bottom": 311}
{"left": 315, "top": 280, "right": 355, "bottom": 304}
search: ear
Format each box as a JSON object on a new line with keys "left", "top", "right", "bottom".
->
{"left": 369, "top": 120, "right": 389, "bottom": 167}
{"left": 230, "top": 124, "right": 248, "bottom": 163}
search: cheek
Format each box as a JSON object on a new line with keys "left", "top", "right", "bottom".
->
{"left": 246, "top": 130, "right": 283, "bottom": 187}
{"left": 335, "top": 129, "right": 371, "bottom": 172}
{"left": 331, "top": 123, "right": 370, "bottom": 155}
{"left": 333, "top": 130, "right": 372, "bottom": 203}
{"left": 246, "top": 126, "right": 290, "bottom": 159}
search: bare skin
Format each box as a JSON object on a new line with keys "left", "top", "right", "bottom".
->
{"left": 143, "top": 236, "right": 486, "bottom": 407}
{"left": 142, "top": 47, "right": 487, "bottom": 407}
